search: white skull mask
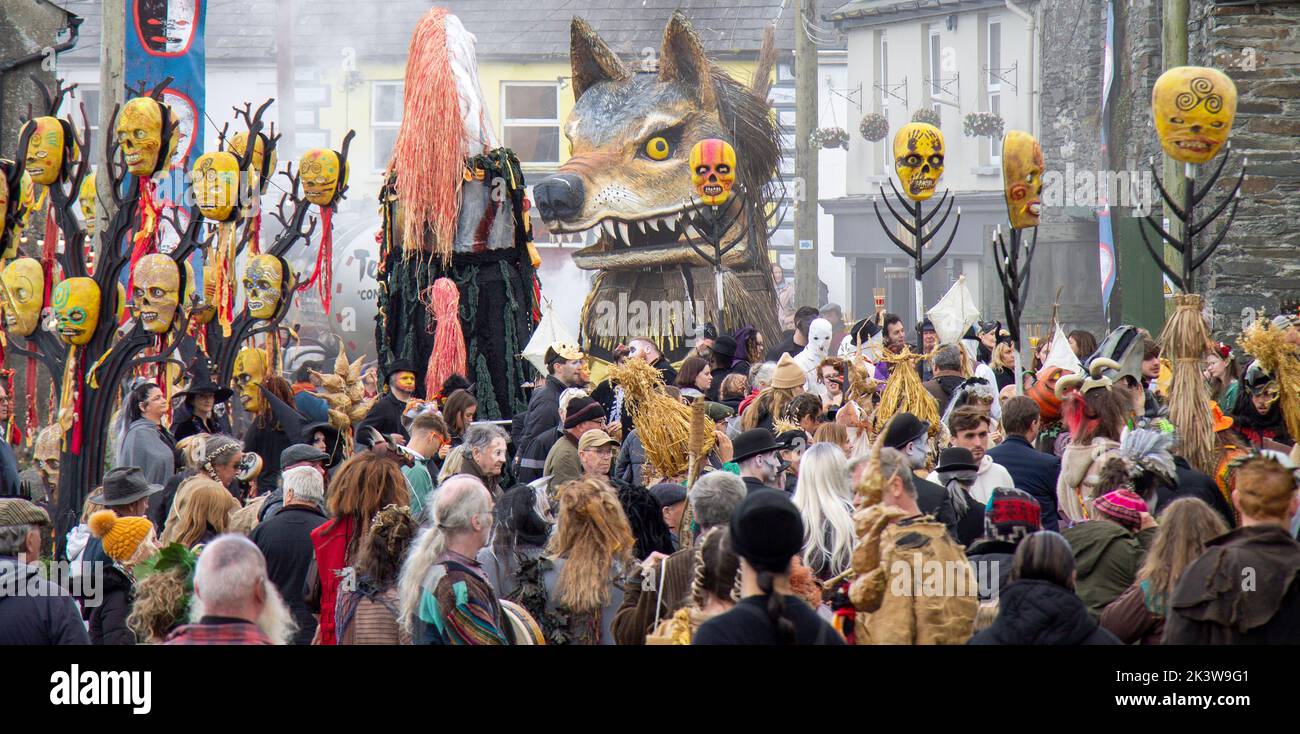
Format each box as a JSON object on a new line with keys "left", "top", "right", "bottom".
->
{"left": 807, "top": 318, "right": 832, "bottom": 360}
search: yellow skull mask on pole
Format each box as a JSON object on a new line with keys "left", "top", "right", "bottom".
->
{"left": 116, "top": 97, "right": 165, "bottom": 176}
{"left": 1002, "top": 130, "right": 1045, "bottom": 229}
{"left": 689, "top": 139, "right": 737, "bottom": 206}
{"left": 243, "top": 254, "right": 284, "bottom": 319}
{"left": 230, "top": 131, "right": 277, "bottom": 192}
{"left": 299, "top": 148, "right": 345, "bottom": 206}
{"left": 233, "top": 347, "right": 268, "bottom": 413}
{"left": 22, "top": 117, "right": 67, "bottom": 186}
{"left": 52, "top": 277, "right": 100, "bottom": 346}
{"left": 1152, "top": 66, "right": 1237, "bottom": 165}
{"left": 131, "top": 253, "right": 180, "bottom": 333}
{"left": 191, "top": 151, "right": 241, "bottom": 221}
{"left": 893, "top": 122, "right": 945, "bottom": 201}
{"left": 1, "top": 257, "right": 45, "bottom": 336}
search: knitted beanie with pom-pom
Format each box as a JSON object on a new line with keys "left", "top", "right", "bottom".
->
{"left": 89, "top": 509, "right": 154, "bottom": 563}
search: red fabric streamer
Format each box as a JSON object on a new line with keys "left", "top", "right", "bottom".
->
{"left": 125, "top": 178, "right": 162, "bottom": 305}
{"left": 71, "top": 351, "right": 83, "bottom": 454}
{"left": 299, "top": 207, "right": 333, "bottom": 313}
{"left": 424, "top": 277, "right": 466, "bottom": 398}
{"left": 24, "top": 355, "right": 37, "bottom": 445}
{"left": 249, "top": 211, "right": 262, "bottom": 255}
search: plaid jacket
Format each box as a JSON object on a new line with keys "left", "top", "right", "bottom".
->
{"left": 164, "top": 619, "right": 274, "bottom": 645}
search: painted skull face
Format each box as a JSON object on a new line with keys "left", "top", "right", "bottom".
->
{"left": 33, "top": 425, "right": 60, "bottom": 484}
{"left": 116, "top": 97, "right": 165, "bottom": 176}
{"left": 229, "top": 131, "right": 277, "bottom": 189}
{"left": 22, "top": 117, "right": 66, "bottom": 186}
{"left": 807, "top": 318, "right": 832, "bottom": 359}
{"left": 52, "top": 277, "right": 100, "bottom": 346}
{"left": 131, "top": 253, "right": 180, "bottom": 333}
{"left": 79, "top": 171, "right": 97, "bottom": 237}
{"left": 1152, "top": 66, "right": 1237, "bottom": 164}
{"left": 1, "top": 257, "right": 45, "bottom": 336}
{"left": 232, "top": 347, "right": 268, "bottom": 413}
{"left": 1002, "top": 130, "right": 1045, "bottom": 229}
{"left": 191, "top": 151, "right": 241, "bottom": 221}
{"left": 689, "top": 139, "right": 737, "bottom": 206}
{"left": 392, "top": 371, "right": 417, "bottom": 394}
{"left": 893, "top": 123, "right": 945, "bottom": 201}
{"left": 243, "top": 254, "right": 283, "bottom": 319}
{"left": 299, "top": 148, "right": 344, "bottom": 206}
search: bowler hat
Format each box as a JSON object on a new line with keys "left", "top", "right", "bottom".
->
{"left": 880, "top": 412, "right": 929, "bottom": 450}
{"left": 711, "top": 334, "right": 738, "bottom": 362}
{"left": 87, "top": 466, "right": 163, "bottom": 507}
{"left": 936, "top": 447, "right": 978, "bottom": 473}
{"left": 731, "top": 428, "right": 785, "bottom": 464}
{"left": 384, "top": 359, "right": 418, "bottom": 383}
{"left": 729, "top": 488, "right": 803, "bottom": 572}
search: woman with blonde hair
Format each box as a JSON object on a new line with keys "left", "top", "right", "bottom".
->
{"left": 169, "top": 481, "right": 240, "bottom": 549}
{"left": 539, "top": 477, "right": 635, "bottom": 644}
{"left": 792, "top": 443, "right": 857, "bottom": 581}
{"left": 647, "top": 526, "right": 740, "bottom": 644}
{"left": 812, "top": 421, "right": 852, "bottom": 458}
{"left": 1099, "top": 498, "right": 1228, "bottom": 644}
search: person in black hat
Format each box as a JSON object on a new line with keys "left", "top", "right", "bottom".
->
{"left": 879, "top": 413, "right": 957, "bottom": 531}
{"left": 512, "top": 342, "right": 587, "bottom": 465}
{"left": 357, "top": 358, "right": 419, "bottom": 447}
{"left": 693, "top": 489, "right": 843, "bottom": 645}
{"left": 77, "top": 467, "right": 164, "bottom": 606}
{"left": 706, "top": 334, "right": 751, "bottom": 403}
{"left": 172, "top": 358, "right": 235, "bottom": 441}
{"left": 689, "top": 322, "right": 718, "bottom": 363}
{"left": 732, "top": 428, "right": 788, "bottom": 494}
{"left": 933, "top": 447, "right": 986, "bottom": 546}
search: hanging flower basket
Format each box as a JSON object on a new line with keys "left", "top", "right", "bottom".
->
{"left": 810, "top": 126, "right": 850, "bottom": 150}
{"left": 859, "top": 113, "right": 889, "bottom": 142}
{"left": 964, "top": 111, "right": 1005, "bottom": 138}
{"left": 911, "top": 108, "right": 942, "bottom": 127}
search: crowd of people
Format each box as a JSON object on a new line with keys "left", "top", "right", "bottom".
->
{"left": 2, "top": 302, "right": 1300, "bottom": 647}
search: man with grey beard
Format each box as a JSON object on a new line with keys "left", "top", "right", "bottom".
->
{"left": 165, "top": 535, "right": 296, "bottom": 645}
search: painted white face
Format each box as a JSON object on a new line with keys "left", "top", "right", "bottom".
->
{"left": 807, "top": 318, "right": 832, "bottom": 359}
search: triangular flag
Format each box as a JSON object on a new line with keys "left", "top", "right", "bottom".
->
{"left": 1042, "top": 324, "right": 1083, "bottom": 375}
{"left": 926, "top": 274, "right": 981, "bottom": 346}
{"left": 521, "top": 299, "right": 577, "bottom": 375}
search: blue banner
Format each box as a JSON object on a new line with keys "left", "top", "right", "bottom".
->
{"left": 1098, "top": 0, "right": 1117, "bottom": 315}
{"left": 123, "top": 0, "right": 207, "bottom": 201}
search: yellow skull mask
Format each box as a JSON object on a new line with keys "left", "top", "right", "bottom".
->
{"left": 1, "top": 257, "right": 45, "bottom": 337}
{"left": 233, "top": 347, "right": 268, "bottom": 413}
{"left": 116, "top": 97, "right": 165, "bottom": 176}
{"left": 689, "top": 139, "right": 737, "bottom": 206}
{"left": 243, "top": 254, "right": 284, "bottom": 319}
{"left": 191, "top": 151, "right": 241, "bottom": 221}
{"left": 131, "top": 253, "right": 180, "bottom": 333}
{"left": 1002, "top": 130, "right": 1045, "bottom": 229}
{"left": 33, "top": 424, "right": 60, "bottom": 484}
{"left": 299, "top": 149, "right": 344, "bottom": 206}
{"left": 52, "top": 277, "right": 100, "bottom": 346}
{"left": 22, "top": 117, "right": 67, "bottom": 186}
{"left": 1152, "top": 66, "right": 1237, "bottom": 165}
{"left": 79, "top": 171, "right": 97, "bottom": 237}
{"left": 893, "top": 122, "right": 945, "bottom": 201}
{"left": 230, "top": 131, "right": 277, "bottom": 191}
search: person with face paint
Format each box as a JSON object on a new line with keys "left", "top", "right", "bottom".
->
{"left": 879, "top": 413, "right": 960, "bottom": 536}
{"left": 358, "top": 359, "right": 420, "bottom": 448}
{"left": 732, "top": 429, "right": 789, "bottom": 495}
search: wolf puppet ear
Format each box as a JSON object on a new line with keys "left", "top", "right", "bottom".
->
{"left": 658, "top": 9, "right": 717, "bottom": 111}
{"left": 570, "top": 17, "right": 630, "bottom": 100}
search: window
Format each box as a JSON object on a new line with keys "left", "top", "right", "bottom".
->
{"left": 502, "top": 82, "right": 560, "bottom": 166}
{"left": 371, "top": 81, "right": 403, "bottom": 171}
{"left": 988, "top": 16, "right": 1002, "bottom": 164}
{"left": 60, "top": 86, "right": 100, "bottom": 154}
{"left": 929, "top": 29, "right": 942, "bottom": 97}
{"left": 879, "top": 31, "right": 889, "bottom": 173}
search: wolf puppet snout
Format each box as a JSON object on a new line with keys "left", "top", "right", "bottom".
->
{"left": 533, "top": 174, "right": 585, "bottom": 223}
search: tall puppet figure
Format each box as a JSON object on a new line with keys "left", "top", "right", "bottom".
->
{"left": 376, "top": 8, "right": 538, "bottom": 421}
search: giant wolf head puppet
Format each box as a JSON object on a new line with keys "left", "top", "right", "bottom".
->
{"left": 533, "top": 12, "right": 782, "bottom": 362}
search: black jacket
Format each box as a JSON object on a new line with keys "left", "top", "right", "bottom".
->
{"left": 650, "top": 357, "right": 678, "bottom": 387}
{"left": 1161, "top": 457, "right": 1235, "bottom": 529}
{"left": 987, "top": 435, "right": 1062, "bottom": 532}
{"left": 250, "top": 504, "right": 328, "bottom": 645}
{"left": 1164, "top": 525, "right": 1300, "bottom": 644}
{"left": 358, "top": 392, "right": 410, "bottom": 446}
{"left": 0, "top": 557, "right": 90, "bottom": 645}
{"left": 914, "top": 475, "right": 957, "bottom": 533}
{"left": 765, "top": 332, "right": 801, "bottom": 363}
{"left": 589, "top": 379, "right": 633, "bottom": 440}
{"left": 968, "top": 580, "right": 1122, "bottom": 645}
{"left": 742, "top": 475, "right": 779, "bottom": 494}
{"left": 89, "top": 565, "right": 135, "bottom": 645}
{"left": 965, "top": 539, "right": 1018, "bottom": 602}
{"left": 243, "top": 422, "right": 295, "bottom": 493}
{"left": 171, "top": 412, "right": 231, "bottom": 442}
{"left": 950, "top": 487, "right": 986, "bottom": 548}
{"left": 514, "top": 375, "right": 567, "bottom": 461}
{"left": 517, "top": 427, "right": 562, "bottom": 485}
{"left": 150, "top": 468, "right": 197, "bottom": 534}
{"left": 706, "top": 360, "right": 751, "bottom": 402}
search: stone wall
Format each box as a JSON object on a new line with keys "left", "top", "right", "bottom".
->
{"left": 1190, "top": 1, "right": 1300, "bottom": 339}
{"left": 0, "top": 1, "right": 72, "bottom": 154}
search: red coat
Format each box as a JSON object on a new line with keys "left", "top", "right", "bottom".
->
{"left": 310, "top": 515, "right": 356, "bottom": 645}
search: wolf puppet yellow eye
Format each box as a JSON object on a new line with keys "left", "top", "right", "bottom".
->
{"left": 645, "top": 136, "right": 671, "bottom": 161}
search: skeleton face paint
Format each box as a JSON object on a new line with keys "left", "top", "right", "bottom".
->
{"left": 299, "top": 148, "right": 344, "bottom": 206}
{"left": 893, "top": 122, "right": 945, "bottom": 201}
{"left": 22, "top": 117, "right": 66, "bottom": 186}
{"left": 33, "top": 425, "right": 60, "bottom": 484}
{"left": 131, "top": 253, "right": 180, "bottom": 333}
{"left": 689, "top": 138, "right": 736, "bottom": 206}
{"left": 192, "top": 151, "right": 241, "bottom": 221}
{"left": 232, "top": 347, "right": 268, "bottom": 413}
{"left": 79, "top": 171, "right": 97, "bottom": 237}
{"left": 1002, "top": 130, "right": 1044, "bottom": 229}
{"left": 1, "top": 257, "right": 45, "bottom": 336}
{"left": 116, "top": 97, "right": 165, "bottom": 176}
{"left": 52, "top": 277, "right": 100, "bottom": 346}
{"left": 242, "top": 254, "right": 283, "bottom": 319}
{"left": 1153, "top": 66, "right": 1237, "bottom": 165}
